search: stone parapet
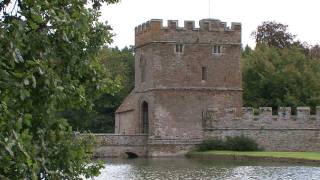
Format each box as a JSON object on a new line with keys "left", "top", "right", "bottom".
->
{"left": 92, "top": 134, "right": 148, "bottom": 157}
{"left": 204, "top": 106, "right": 320, "bottom": 129}
{"left": 135, "top": 19, "right": 241, "bottom": 47}
{"left": 135, "top": 19, "right": 241, "bottom": 35}
{"left": 94, "top": 134, "right": 148, "bottom": 146}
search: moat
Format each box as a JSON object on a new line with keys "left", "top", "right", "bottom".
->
{"left": 92, "top": 158, "right": 320, "bottom": 179}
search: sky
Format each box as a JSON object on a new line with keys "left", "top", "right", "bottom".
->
{"left": 100, "top": 0, "right": 320, "bottom": 48}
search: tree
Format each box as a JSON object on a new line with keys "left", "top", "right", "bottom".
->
{"left": 0, "top": 0, "right": 120, "bottom": 179}
{"left": 242, "top": 44, "right": 253, "bottom": 57}
{"left": 309, "top": 45, "right": 320, "bottom": 59}
{"left": 246, "top": 23, "right": 320, "bottom": 111}
{"left": 252, "top": 21, "right": 296, "bottom": 49}
{"left": 242, "top": 45, "right": 320, "bottom": 112}
{"left": 63, "top": 47, "right": 135, "bottom": 133}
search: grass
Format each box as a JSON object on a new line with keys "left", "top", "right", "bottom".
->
{"left": 188, "top": 151, "right": 320, "bottom": 161}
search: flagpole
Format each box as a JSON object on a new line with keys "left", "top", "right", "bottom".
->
{"left": 209, "top": 0, "right": 211, "bottom": 18}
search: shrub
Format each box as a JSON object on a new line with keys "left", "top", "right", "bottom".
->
{"left": 198, "top": 139, "right": 224, "bottom": 151}
{"left": 197, "top": 135, "right": 261, "bottom": 151}
{"left": 224, "top": 135, "right": 260, "bottom": 151}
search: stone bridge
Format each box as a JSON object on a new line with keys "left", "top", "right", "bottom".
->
{"left": 93, "top": 134, "right": 148, "bottom": 157}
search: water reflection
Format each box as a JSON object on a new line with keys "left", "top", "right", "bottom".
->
{"left": 92, "top": 158, "right": 320, "bottom": 180}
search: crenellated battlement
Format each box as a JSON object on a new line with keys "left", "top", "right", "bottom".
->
{"left": 204, "top": 106, "right": 320, "bottom": 130}
{"left": 135, "top": 19, "right": 241, "bottom": 34}
{"left": 134, "top": 19, "right": 241, "bottom": 47}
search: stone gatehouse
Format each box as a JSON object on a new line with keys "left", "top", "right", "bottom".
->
{"left": 95, "top": 19, "right": 320, "bottom": 157}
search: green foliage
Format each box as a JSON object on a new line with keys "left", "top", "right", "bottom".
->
{"left": 242, "top": 44, "right": 253, "bottom": 58}
{"left": 0, "top": 0, "right": 120, "bottom": 179}
{"left": 224, "top": 136, "right": 261, "bottom": 151}
{"left": 252, "top": 21, "right": 295, "bottom": 49}
{"left": 62, "top": 47, "right": 135, "bottom": 133}
{"left": 198, "top": 139, "right": 225, "bottom": 151}
{"left": 242, "top": 45, "right": 320, "bottom": 111}
{"left": 198, "top": 136, "right": 261, "bottom": 152}
{"left": 245, "top": 22, "right": 320, "bottom": 111}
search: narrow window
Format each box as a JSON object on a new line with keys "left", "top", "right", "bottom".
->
{"left": 213, "top": 45, "right": 221, "bottom": 54}
{"left": 141, "top": 67, "right": 146, "bottom": 82}
{"left": 140, "top": 56, "right": 146, "bottom": 82}
{"left": 142, "top": 101, "right": 149, "bottom": 134}
{"left": 175, "top": 44, "right": 183, "bottom": 53}
{"left": 202, "top": 66, "right": 207, "bottom": 81}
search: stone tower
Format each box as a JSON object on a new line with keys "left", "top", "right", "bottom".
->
{"left": 115, "top": 19, "right": 242, "bottom": 156}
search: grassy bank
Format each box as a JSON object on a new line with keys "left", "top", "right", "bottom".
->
{"left": 187, "top": 151, "right": 320, "bottom": 162}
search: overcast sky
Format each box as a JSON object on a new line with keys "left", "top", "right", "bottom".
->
{"left": 101, "top": 0, "right": 320, "bottom": 48}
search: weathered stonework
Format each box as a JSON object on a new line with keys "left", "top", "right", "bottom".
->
{"left": 203, "top": 107, "right": 320, "bottom": 151}
{"left": 97, "top": 19, "right": 320, "bottom": 157}
{"left": 113, "top": 18, "right": 242, "bottom": 156}
{"left": 93, "top": 134, "right": 148, "bottom": 157}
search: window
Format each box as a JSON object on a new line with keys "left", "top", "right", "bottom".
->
{"left": 141, "top": 66, "right": 146, "bottom": 82}
{"left": 213, "top": 45, "right": 221, "bottom": 54}
{"left": 139, "top": 56, "right": 146, "bottom": 82}
{"left": 202, "top": 66, "right": 207, "bottom": 81}
{"left": 141, "top": 101, "right": 149, "bottom": 134}
{"left": 175, "top": 44, "right": 184, "bottom": 53}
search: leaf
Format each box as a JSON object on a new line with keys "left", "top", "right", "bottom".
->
{"left": 31, "top": 14, "right": 43, "bottom": 24}
{"left": 20, "top": 89, "right": 30, "bottom": 100}
{"left": 29, "top": 21, "right": 39, "bottom": 30}
{"left": 38, "top": 67, "right": 44, "bottom": 75}
{"left": 24, "top": 79, "right": 30, "bottom": 86}
{"left": 0, "top": 69, "right": 10, "bottom": 78}
{"left": 13, "top": 49, "right": 24, "bottom": 63}
{"left": 31, "top": 75, "right": 36, "bottom": 88}
{"left": 56, "top": 86, "right": 64, "bottom": 91}
{"left": 24, "top": 114, "right": 32, "bottom": 127}
{"left": 12, "top": 72, "right": 25, "bottom": 78}
{"left": 4, "top": 144, "right": 14, "bottom": 157}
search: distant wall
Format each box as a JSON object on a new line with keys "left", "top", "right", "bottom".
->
{"left": 203, "top": 106, "right": 320, "bottom": 151}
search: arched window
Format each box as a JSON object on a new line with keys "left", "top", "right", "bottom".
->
{"left": 141, "top": 101, "right": 149, "bottom": 134}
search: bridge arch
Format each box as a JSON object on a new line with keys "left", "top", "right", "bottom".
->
{"left": 125, "top": 152, "right": 139, "bottom": 158}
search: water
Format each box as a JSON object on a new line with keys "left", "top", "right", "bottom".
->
{"left": 92, "top": 158, "right": 320, "bottom": 180}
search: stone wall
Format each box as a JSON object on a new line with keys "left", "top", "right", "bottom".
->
{"left": 135, "top": 19, "right": 241, "bottom": 47}
{"left": 204, "top": 106, "right": 320, "bottom": 151}
{"left": 95, "top": 107, "right": 320, "bottom": 157}
{"left": 134, "top": 19, "right": 242, "bottom": 93}
{"left": 151, "top": 90, "right": 241, "bottom": 140}
{"left": 92, "top": 134, "right": 200, "bottom": 157}
{"left": 127, "top": 18, "right": 243, "bottom": 150}
{"left": 148, "top": 144, "right": 197, "bottom": 157}
{"left": 93, "top": 134, "right": 148, "bottom": 157}
{"left": 204, "top": 129, "right": 320, "bottom": 151}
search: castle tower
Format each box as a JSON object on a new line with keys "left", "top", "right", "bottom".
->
{"left": 115, "top": 19, "right": 242, "bottom": 156}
